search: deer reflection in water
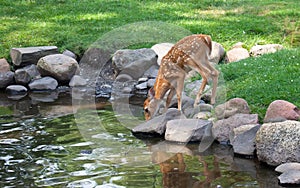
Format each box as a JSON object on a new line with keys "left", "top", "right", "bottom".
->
{"left": 153, "top": 151, "right": 221, "bottom": 188}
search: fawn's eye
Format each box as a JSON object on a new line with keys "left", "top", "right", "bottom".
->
{"left": 144, "top": 108, "right": 149, "bottom": 113}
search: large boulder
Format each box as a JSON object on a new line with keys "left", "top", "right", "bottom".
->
{"left": 225, "top": 42, "right": 249, "bottom": 63}
{"left": 0, "top": 71, "right": 15, "bottom": 89}
{"left": 112, "top": 48, "right": 157, "bottom": 80}
{"left": 131, "top": 108, "right": 186, "bottom": 136}
{"left": 37, "top": 54, "right": 79, "bottom": 83}
{"left": 256, "top": 120, "right": 300, "bottom": 166}
{"left": 215, "top": 98, "right": 250, "bottom": 120}
{"left": 212, "top": 113, "right": 259, "bottom": 143}
{"left": 264, "top": 100, "right": 300, "bottom": 122}
{"left": 10, "top": 46, "right": 58, "bottom": 67}
{"left": 14, "top": 64, "right": 40, "bottom": 85}
{"left": 165, "top": 119, "right": 212, "bottom": 142}
{"left": 0, "top": 58, "right": 10, "bottom": 72}
{"left": 209, "top": 41, "right": 225, "bottom": 64}
{"left": 229, "top": 124, "right": 260, "bottom": 156}
{"left": 250, "top": 44, "right": 283, "bottom": 57}
{"left": 28, "top": 76, "right": 58, "bottom": 91}
{"left": 151, "top": 43, "right": 174, "bottom": 65}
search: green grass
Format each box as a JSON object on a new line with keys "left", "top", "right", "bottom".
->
{"left": 0, "top": 0, "right": 299, "bottom": 60}
{"left": 220, "top": 48, "right": 300, "bottom": 120}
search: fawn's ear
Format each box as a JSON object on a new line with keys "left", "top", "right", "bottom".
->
{"left": 148, "top": 87, "right": 155, "bottom": 99}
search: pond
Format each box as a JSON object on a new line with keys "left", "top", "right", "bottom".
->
{"left": 0, "top": 91, "right": 288, "bottom": 188}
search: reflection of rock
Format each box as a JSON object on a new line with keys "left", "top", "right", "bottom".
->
{"left": 29, "top": 91, "right": 58, "bottom": 103}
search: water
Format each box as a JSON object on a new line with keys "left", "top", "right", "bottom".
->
{"left": 0, "top": 91, "right": 290, "bottom": 188}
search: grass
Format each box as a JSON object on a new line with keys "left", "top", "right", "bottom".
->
{"left": 0, "top": 0, "right": 299, "bottom": 120}
{"left": 0, "top": 0, "right": 299, "bottom": 60}
{"left": 220, "top": 48, "right": 300, "bottom": 120}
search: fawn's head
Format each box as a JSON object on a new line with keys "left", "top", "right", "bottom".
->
{"left": 144, "top": 87, "right": 160, "bottom": 120}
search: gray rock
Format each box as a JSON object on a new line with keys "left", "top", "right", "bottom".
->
{"left": 275, "top": 163, "right": 300, "bottom": 173}
{"left": 264, "top": 100, "right": 300, "bottom": 123}
{"left": 5, "top": 85, "right": 27, "bottom": 95}
{"left": 185, "top": 79, "right": 211, "bottom": 102}
{"left": 225, "top": 43, "right": 249, "bottom": 63}
{"left": 14, "top": 64, "right": 40, "bottom": 85}
{"left": 256, "top": 120, "right": 300, "bottom": 166}
{"left": 69, "top": 75, "right": 87, "bottom": 87}
{"left": 165, "top": 119, "right": 213, "bottom": 142}
{"left": 250, "top": 44, "right": 284, "bottom": 57}
{"left": 212, "top": 113, "right": 259, "bottom": 143}
{"left": 215, "top": 98, "right": 250, "bottom": 120}
{"left": 29, "top": 76, "right": 58, "bottom": 91}
{"left": 143, "top": 64, "right": 159, "bottom": 78}
{"left": 132, "top": 108, "right": 186, "bottom": 135}
{"left": 209, "top": 41, "right": 225, "bottom": 64}
{"left": 229, "top": 124, "right": 260, "bottom": 156}
{"left": 10, "top": 46, "right": 58, "bottom": 67}
{"left": 37, "top": 54, "right": 79, "bottom": 83}
{"left": 278, "top": 170, "right": 300, "bottom": 185}
{"left": 0, "top": 58, "right": 10, "bottom": 72}
{"left": 151, "top": 43, "right": 173, "bottom": 65}
{"left": 0, "top": 71, "right": 15, "bottom": 89}
{"left": 147, "top": 78, "right": 156, "bottom": 88}
{"left": 194, "top": 111, "right": 212, "bottom": 120}
{"left": 115, "top": 74, "right": 133, "bottom": 82}
{"left": 62, "top": 49, "right": 77, "bottom": 59}
{"left": 135, "top": 81, "right": 148, "bottom": 90}
{"left": 112, "top": 48, "right": 157, "bottom": 80}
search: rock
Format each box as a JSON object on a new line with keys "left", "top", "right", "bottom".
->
{"left": 225, "top": 43, "right": 249, "bottom": 63}
{"left": 229, "top": 124, "right": 260, "bottom": 156}
{"left": 278, "top": 170, "right": 300, "bottom": 185}
{"left": 250, "top": 44, "right": 284, "bottom": 57}
{"left": 135, "top": 82, "right": 148, "bottom": 90}
{"left": 10, "top": 46, "right": 58, "bottom": 67}
{"left": 215, "top": 98, "right": 250, "bottom": 120}
{"left": 209, "top": 41, "right": 225, "bottom": 64}
{"left": 112, "top": 48, "right": 157, "bottom": 80}
{"left": 194, "top": 111, "right": 212, "bottom": 120}
{"left": 185, "top": 79, "right": 211, "bottom": 103}
{"left": 0, "top": 71, "right": 15, "bottom": 89}
{"left": 275, "top": 163, "right": 300, "bottom": 173}
{"left": 143, "top": 64, "right": 159, "bottom": 78}
{"left": 151, "top": 43, "right": 174, "bottom": 65}
{"left": 37, "top": 54, "right": 79, "bottom": 83}
{"left": 0, "top": 58, "right": 10, "bottom": 72}
{"left": 198, "top": 103, "right": 213, "bottom": 112}
{"left": 256, "top": 120, "right": 300, "bottom": 166}
{"left": 131, "top": 108, "right": 186, "bottom": 136}
{"left": 264, "top": 100, "right": 300, "bottom": 123}
{"left": 147, "top": 78, "right": 156, "bottom": 88}
{"left": 14, "top": 64, "right": 40, "bottom": 85}
{"left": 69, "top": 75, "right": 87, "bottom": 87}
{"left": 5, "top": 85, "right": 27, "bottom": 95}
{"left": 165, "top": 119, "right": 213, "bottom": 142}
{"left": 28, "top": 76, "right": 58, "bottom": 91}
{"left": 212, "top": 113, "right": 259, "bottom": 143}
{"left": 62, "top": 49, "right": 77, "bottom": 59}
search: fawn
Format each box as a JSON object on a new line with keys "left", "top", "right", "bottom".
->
{"left": 143, "top": 34, "right": 219, "bottom": 120}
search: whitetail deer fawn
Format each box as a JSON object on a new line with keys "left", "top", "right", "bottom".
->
{"left": 144, "top": 34, "right": 219, "bottom": 120}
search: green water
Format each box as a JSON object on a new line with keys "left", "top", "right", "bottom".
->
{"left": 0, "top": 92, "right": 286, "bottom": 188}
